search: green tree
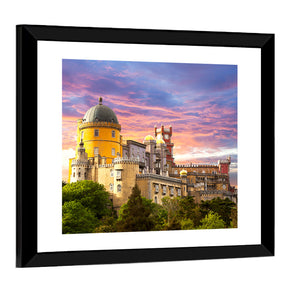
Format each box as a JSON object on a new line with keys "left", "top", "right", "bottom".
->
{"left": 180, "top": 218, "right": 194, "bottom": 230}
{"left": 200, "top": 197, "right": 236, "bottom": 227}
{"left": 161, "top": 196, "right": 180, "bottom": 223}
{"left": 62, "top": 180, "right": 111, "bottom": 219}
{"left": 116, "top": 184, "right": 155, "bottom": 232}
{"left": 198, "top": 211, "right": 225, "bottom": 229}
{"left": 94, "top": 215, "right": 117, "bottom": 233}
{"left": 166, "top": 217, "right": 181, "bottom": 230}
{"left": 178, "top": 196, "right": 196, "bottom": 220}
{"left": 62, "top": 201, "right": 99, "bottom": 234}
{"left": 230, "top": 206, "right": 238, "bottom": 228}
{"left": 150, "top": 202, "right": 168, "bottom": 231}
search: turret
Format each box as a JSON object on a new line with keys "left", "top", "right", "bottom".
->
{"left": 70, "top": 139, "right": 89, "bottom": 183}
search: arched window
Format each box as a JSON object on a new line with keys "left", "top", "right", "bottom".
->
{"left": 110, "top": 169, "right": 114, "bottom": 177}
{"left": 109, "top": 183, "right": 113, "bottom": 192}
{"left": 117, "top": 184, "right": 121, "bottom": 192}
{"left": 112, "top": 130, "right": 115, "bottom": 138}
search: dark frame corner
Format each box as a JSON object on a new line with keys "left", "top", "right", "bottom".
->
{"left": 16, "top": 25, "right": 274, "bottom": 267}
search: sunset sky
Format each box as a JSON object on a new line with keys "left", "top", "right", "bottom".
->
{"left": 62, "top": 59, "right": 237, "bottom": 186}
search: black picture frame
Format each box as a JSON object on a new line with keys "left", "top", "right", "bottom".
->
{"left": 16, "top": 25, "right": 274, "bottom": 267}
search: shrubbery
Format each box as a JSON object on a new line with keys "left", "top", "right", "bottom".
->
{"left": 62, "top": 181, "right": 237, "bottom": 234}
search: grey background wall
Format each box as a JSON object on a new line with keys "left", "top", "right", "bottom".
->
{"left": 1, "top": 1, "right": 298, "bottom": 299}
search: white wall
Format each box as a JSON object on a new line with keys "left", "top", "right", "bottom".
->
{"left": 1, "top": 1, "right": 298, "bottom": 299}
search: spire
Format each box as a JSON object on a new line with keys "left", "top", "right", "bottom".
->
{"left": 99, "top": 96, "right": 103, "bottom": 105}
{"left": 79, "top": 137, "right": 84, "bottom": 148}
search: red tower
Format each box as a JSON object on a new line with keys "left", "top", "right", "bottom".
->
{"left": 218, "top": 156, "right": 231, "bottom": 174}
{"left": 154, "top": 125, "right": 175, "bottom": 165}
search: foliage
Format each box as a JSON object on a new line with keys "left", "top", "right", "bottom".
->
{"left": 161, "top": 196, "right": 180, "bottom": 223}
{"left": 62, "top": 201, "right": 99, "bottom": 234}
{"left": 116, "top": 184, "right": 155, "bottom": 232}
{"left": 198, "top": 211, "right": 226, "bottom": 229}
{"left": 94, "top": 216, "right": 117, "bottom": 233}
{"left": 62, "top": 181, "right": 111, "bottom": 219}
{"left": 180, "top": 218, "right": 195, "bottom": 230}
{"left": 62, "top": 180, "right": 238, "bottom": 233}
{"left": 150, "top": 202, "right": 168, "bottom": 231}
{"left": 178, "top": 196, "right": 196, "bottom": 219}
{"left": 230, "top": 207, "right": 238, "bottom": 228}
{"left": 202, "top": 197, "right": 236, "bottom": 227}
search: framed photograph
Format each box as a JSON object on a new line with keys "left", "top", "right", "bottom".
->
{"left": 16, "top": 25, "right": 274, "bottom": 267}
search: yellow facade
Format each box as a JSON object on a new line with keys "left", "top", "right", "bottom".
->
{"left": 75, "top": 121, "right": 122, "bottom": 164}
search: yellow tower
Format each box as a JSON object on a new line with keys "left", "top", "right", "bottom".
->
{"left": 76, "top": 97, "right": 122, "bottom": 162}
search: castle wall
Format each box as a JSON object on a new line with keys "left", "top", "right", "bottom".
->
{"left": 136, "top": 174, "right": 185, "bottom": 205}
{"left": 113, "top": 160, "right": 140, "bottom": 209}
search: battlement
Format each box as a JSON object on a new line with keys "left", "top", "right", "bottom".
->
{"left": 136, "top": 173, "right": 182, "bottom": 183}
{"left": 71, "top": 159, "right": 89, "bottom": 167}
{"left": 79, "top": 121, "right": 121, "bottom": 131}
{"left": 113, "top": 157, "right": 142, "bottom": 164}
{"left": 175, "top": 164, "right": 218, "bottom": 168}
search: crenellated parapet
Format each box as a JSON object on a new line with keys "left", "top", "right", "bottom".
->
{"left": 71, "top": 159, "right": 89, "bottom": 167}
{"left": 79, "top": 121, "right": 121, "bottom": 131}
{"left": 136, "top": 173, "right": 182, "bottom": 184}
{"left": 113, "top": 157, "right": 141, "bottom": 164}
{"left": 175, "top": 164, "right": 218, "bottom": 168}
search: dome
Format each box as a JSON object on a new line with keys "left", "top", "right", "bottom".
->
{"left": 180, "top": 169, "right": 187, "bottom": 176}
{"left": 82, "top": 97, "right": 119, "bottom": 124}
{"left": 144, "top": 135, "right": 155, "bottom": 141}
{"left": 156, "top": 138, "right": 165, "bottom": 144}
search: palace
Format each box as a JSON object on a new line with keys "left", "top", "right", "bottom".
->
{"left": 68, "top": 97, "right": 237, "bottom": 209}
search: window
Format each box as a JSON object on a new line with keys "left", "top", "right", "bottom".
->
{"left": 111, "top": 148, "right": 115, "bottom": 156}
{"left": 116, "top": 170, "right": 121, "bottom": 180}
{"left": 154, "top": 196, "right": 157, "bottom": 204}
{"left": 162, "top": 185, "right": 166, "bottom": 195}
{"left": 94, "top": 147, "right": 99, "bottom": 155}
{"left": 94, "top": 129, "right": 99, "bottom": 137}
{"left": 155, "top": 184, "right": 159, "bottom": 193}
{"left": 117, "top": 184, "right": 121, "bottom": 192}
{"left": 170, "top": 187, "right": 174, "bottom": 196}
{"left": 73, "top": 172, "right": 75, "bottom": 177}
{"left": 110, "top": 169, "right": 114, "bottom": 177}
{"left": 178, "top": 189, "right": 181, "bottom": 196}
{"left": 112, "top": 130, "right": 115, "bottom": 138}
{"left": 174, "top": 170, "right": 178, "bottom": 174}
{"left": 109, "top": 183, "right": 113, "bottom": 192}
{"left": 81, "top": 131, "right": 84, "bottom": 140}
{"left": 78, "top": 172, "right": 81, "bottom": 177}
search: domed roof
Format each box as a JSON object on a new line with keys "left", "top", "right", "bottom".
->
{"left": 180, "top": 169, "right": 187, "bottom": 176}
{"left": 144, "top": 135, "right": 155, "bottom": 141}
{"left": 82, "top": 97, "right": 119, "bottom": 124}
{"left": 156, "top": 138, "right": 165, "bottom": 144}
